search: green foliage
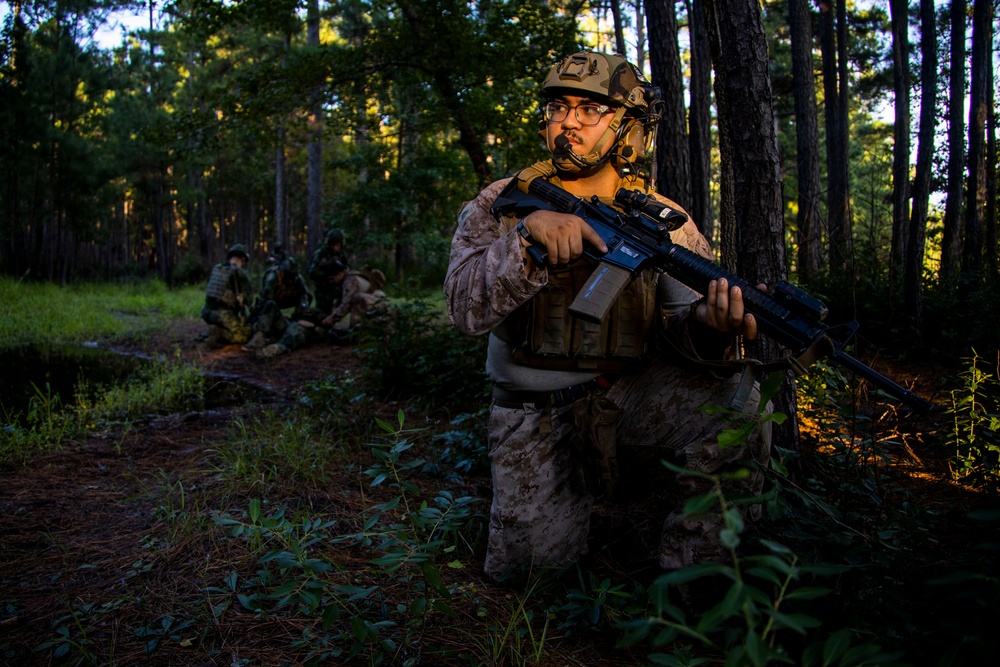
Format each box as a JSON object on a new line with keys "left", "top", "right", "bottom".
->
{"left": 171, "top": 253, "right": 209, "bottom": 286}
{"left": 210, "top": 409, "right": 350, "bottom": 492}
{"left": 210, "top": 413, "right": 485, "bottom": 665}
{"left": 1, "top": 352, "right": 204, "bottom": 466}
{"left": 0, "top": 277, "right": 202, "bottom": 351}
{"left": 75, "top": 353, "right": 204, "bottom": 423}
{"left": 0, "top": 383, "right": 76, "bottom": 466}
{"left": 354, "top": 299, "right": 489, "bottom": 408}
{"left": 34, "top": 599, "right": 126, "bottom": 666}
{"left": 617, "top": 464, "right": 905, "bottom": 667}
{"left": 948, "top": 351, "right": 1000, "bottom": 488}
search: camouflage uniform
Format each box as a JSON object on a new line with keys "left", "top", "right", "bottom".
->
{"left": 325, "top": 270, "right": 388, "bottom": 328}
{"left": 256, "top": 307, "right": 347, "bottom": 359}
{"left": 444, "top": 177, "right": 772, "bottom": 580}
{"left": 250, "top": 257, "right": 313, "bottom": 342}
{"left": 309, "top": 230, "right": 350, "bottom": 314}
{"left": 201, "top": 257, "right": 253, "bottom": 345}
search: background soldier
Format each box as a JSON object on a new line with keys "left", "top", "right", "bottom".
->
{"left": 243, "top": 242, "right": 313, "bottom": 351}
{"left": 321, "top": 264, "right": 388, "bottom": 329}
{"left": 200, "top": 244, "right": 253, "bottom": 347}
{"left": 309, "top": 228, "right": 350, "bottom": 314}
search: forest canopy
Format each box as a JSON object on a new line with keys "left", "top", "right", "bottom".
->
{"left": 0, "top": 0, "right": 997, "bottom": 354}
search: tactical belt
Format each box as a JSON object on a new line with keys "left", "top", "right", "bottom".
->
{"left": 492, "top": 375, "right": 615, "bottom": 410}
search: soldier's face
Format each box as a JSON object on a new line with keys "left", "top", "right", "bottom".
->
{"left": 545, "top": 95, "right": 616, "bottom": 159}
{"left": 229, "top": 257, "right": 246, "bottom": 269}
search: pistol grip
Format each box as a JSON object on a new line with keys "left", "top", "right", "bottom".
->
{"left": 569, "top": 263, "right": 632, "bottom": 323}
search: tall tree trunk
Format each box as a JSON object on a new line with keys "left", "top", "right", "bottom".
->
{"left": 705, "top": 0, "right": 798, "bottom": 451}
{"left": 788, "top": 0, "right": 822, "bottom": 280}
{"left": 275, "top": 34, "right": 290, "bottom": 250}
{"left": 306, "top": 0, "right": 323, "bottom": 256}
{"left": 610, "top": 0, "right": 627, "bottom": 55}
{"left": 818, "top": 0, "right": 851, "bottom": 273}
{"left": 646, "top": 0, "right": 692, "bottom": 209}
{"left": 961, "top": 0, "right": 991, "bottom": 282}
{"left": 687, "top": 0, "right": 714, "bottom": 240}
{"left": 633, "top": 0, "right": 647, "bottom": 71}
{"left": 904, "top": 0, "right": 938, "bottom": 340}
{"left": 939, "top": 0, "right": 966, "bottom": 288}
{"left": 986, "top": 57, "right": 997, "bottom": 283}
{"left": 888, "top": 0, "right": 911, "bottom": 293}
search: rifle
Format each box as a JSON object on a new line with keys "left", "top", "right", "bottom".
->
{"left": 490, "top": 176, "right": 935, "bottom": 412}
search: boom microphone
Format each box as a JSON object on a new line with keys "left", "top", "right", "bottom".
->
{"left": 554, "top": 134, "right": 603, "bottom": 168}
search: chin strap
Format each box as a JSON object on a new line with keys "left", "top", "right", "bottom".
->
{"left": 551, "top": 107, "right": 628, "bottom": 173}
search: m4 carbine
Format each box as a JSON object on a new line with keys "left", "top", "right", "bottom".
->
{"left": 490, "top": 176, "right": 935, "bottom": 412}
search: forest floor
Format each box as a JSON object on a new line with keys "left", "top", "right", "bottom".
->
{"left": 0, "top": 316, "right": 997, "bottom": 666}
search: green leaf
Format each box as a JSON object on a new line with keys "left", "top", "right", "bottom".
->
{"left": 249, "top": 498, "right": 261, "bottom": 523}
{"left": 719, "top": 528, "right": 741, "bottom": 549}
{"left": 765, "top": 609, "right": 822, "bottom": 634}
{"left": 684, "top": 492, "right": 719, "bottom": 515}
{"left": 823, "top": 628, "right": 852, "bottom": 665}
{"left": 656, "top": 562, "right": 733, "bottom": 585}
{"left": 784, "top": 586, "right": 831, "bottom": 601}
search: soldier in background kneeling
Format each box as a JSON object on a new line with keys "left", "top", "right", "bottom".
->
{"left": 200, "top": 244, "right": 253, "bottom": 348}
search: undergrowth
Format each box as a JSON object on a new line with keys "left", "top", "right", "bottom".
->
{"left": 6, "top": 292, "right": 1000, "bottom": 666}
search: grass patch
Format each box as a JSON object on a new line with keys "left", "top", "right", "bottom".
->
{"left": 0, "top": 276, "right": 202, "bottom": 351}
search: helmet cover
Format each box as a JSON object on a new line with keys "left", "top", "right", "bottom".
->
{"left": 541, "top": 51, "right": 652, "bottom": 112}
{"left": 226, "top": 244, "right": 250, "bottom": 262}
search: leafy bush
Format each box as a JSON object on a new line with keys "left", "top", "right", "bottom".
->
{"left": 171, "top": 252, "right": 208, "bottom": 286}
{"left": 948, "top": 351, "right": 1000, "bottom": 489}
{"left": 353, "top": 300, "right": 489, "bottom": 409}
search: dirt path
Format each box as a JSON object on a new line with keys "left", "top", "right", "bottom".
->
{"left": 0, "top": 318, "right": 390, "bottom": 666}
{"left": 108, "top": 316, "right": 363, "bottom": 397}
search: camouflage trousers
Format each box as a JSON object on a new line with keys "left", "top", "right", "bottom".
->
{"left": 200, "top": 306, "right": 251, "bottom": 344}
{"left": 485, "top": 361, "right": 772, "bottom": 581}
{"left": 267, "top": 320, "right": 326, "bottom": 357}
{"left": 252, "top": 301, "right": 290, "bottom": 340}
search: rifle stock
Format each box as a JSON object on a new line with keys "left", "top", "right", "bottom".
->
{"left": 490, "top": 177, "right": 936, "bottom": 412}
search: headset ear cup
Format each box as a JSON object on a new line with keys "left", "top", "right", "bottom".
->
{"left": 614, "top": 120, "right": 647, "bottom": 170}
{"left": 538, "top": 119, "right": 547, "bottom": 141}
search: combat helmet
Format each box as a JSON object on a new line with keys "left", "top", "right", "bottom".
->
{"left": 226, "top": 243, "right": 250, "bottom": 263}
{"left": 540, "top": 51, "right": 663, "bottom": 176}
{"left": 326, "top": 228, "right": 345, "bottom": 246}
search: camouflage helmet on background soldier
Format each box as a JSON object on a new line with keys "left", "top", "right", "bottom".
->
{"left": 540, "top": 51, "right": 663, "bottom": 176}
{"left": 226, "top": 243, "right": 250, "bottom": 263}
{"left": 326, "top": 228, "right": 345, "bottom": 246}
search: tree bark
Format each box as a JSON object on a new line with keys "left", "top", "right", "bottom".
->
{"left": 961, "top": 0, "right": 991, "bottom": 281}
{"left": 819, "top": 0, "right": 852, "bottom": 273}
{"left": 633, "top": 0, "right": 647, "bottom": 71}
{"left": 939, "top": 0, "right": 966, "bottom": 288}
{"left": 275, "top": 34, "right": 290, "bottom": 250}
{"left": 610, "top": 0, "right": 627, "bottom": 55}
{"left": 646, "top": 0, "right": 692, "bottom": 210}
{"left": 904, "top": 0, "right": 938, "bottom": 339}
{"left": 986, "top": 52, "right": 997, "bottom": 282}
{"left": 788, "top": 0, "right": 822, "bottom": 280}
{"left": 705, "top": 0, "right": 798, "bottom": 451}
{"left": 888, "top": 0, "right": 911, "bottom": 293}
{"left": 307, "top": 0, "right": 323, "bottom": 256}
{"left": 687, "top": 0, "right": 714, "bottom": 240}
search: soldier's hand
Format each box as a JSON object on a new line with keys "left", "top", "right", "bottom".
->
{"left": 519, "top": 210, "right": 608, "bottom": 266}
{"left": 694, "top": 278, "right": 761, "bottom": 340}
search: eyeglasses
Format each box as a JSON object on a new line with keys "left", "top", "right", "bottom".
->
{"left": 543, "top": 101, "right": 612, "bottom": 126}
